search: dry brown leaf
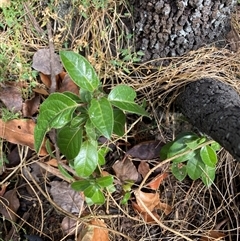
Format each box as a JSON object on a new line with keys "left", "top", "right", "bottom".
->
{"left": 33, "top": 87, "right": 49, "bottom": 96}
{"left": 138, "top": 161, "right": 150, "bottom": 178}
{"left": 50, "top": 181, "right": 85, "bottom": 214}
{"left": 0, "top": 85, "right": 22, "bottom": 112}
{"left": 112, "top": 156, "right": 140, "bottom": 182}
{"left": 126, "top": 140, "right": 163, "bottom": 160}
{"left": 22, "top": 94, "right": 40, "bottom": 117}
{"left": 0, "top": 183, "right": 9, "bottom": 196}
{"left": 61, "top": 216, "right": 81, "bottom": 235}
{"left": 156, "top": 201, "right": 172, "bottom": 215}
{"left": 147, "top": 172, "right": 168, "bottom": 190}
{"left": 200, "top": 230, "right": 226, "bottom": 241}
{"left": 132, "top": 201, "right": 160, "bottom": 223}
{"left": 32, "top": 49, "right": 63, "bottom": 75}
{"left": 0, "top": 119, "right": 47, "bottom": 156}
{"left": 59, "top": 74, "right": 79, "bottom": 95}
{"left": 135, "top": 189, "right": 172, "bottom": 216}
{"left": 39, "top": 73, "right": 51, "bottom": 88}
{"left": 0, "top": 189, "right": 20, "bottom": 222}
{"left": 78, "top": 219, "right": 109, "bottom": 241}
{"left": 135, "top": 190, "right": 160, "bottom": 212}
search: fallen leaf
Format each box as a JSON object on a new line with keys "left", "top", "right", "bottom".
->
{"left": 7, "top": 144, "right": 34, "bottom": 167}
{"left": 134, "top": 189, "right": 172, "bottom": 216}
{"left": 22, "top": 93, "right": 40, "bottom": 117}
{"left": 200, "top": 230, "right": 226, "bottom": 241}
{"left": 126, "top": 140, "right": 163, "bottom": 160}
{"left": 0, "top": 119, "right": 47, "bottom": 156}
{"left": 156, "top": 202, "right": 172, "bottom": 215}
{"left": 0, "top": 183, "right": 9, "bottom": 196}
{"left": 138, "top": 161, "right": 150, "bottom": 178}
{"left": 59, "top": 74, "right": 79, "bottom": 95}
{"left": 78, "top": 219, "right": 109, "bottom": 241}
{"left": 32, "top": 49, "right": 63, "bottom": 75}
{"left": 39, "top": 73, "right": 51, "bottom": 88}
{"left": 112, "top": 156, "right": 140, "bottom": 183}
{"left": 147, "top": 172, "right": 168, "bottom": 190}
{"left": 50, "top": 181, "right": 85, "bottom": 214}
{"left": 33, "top": 86, "right": 49, "bottom": 96}
{"left": 135, "top": 190, "right": 160, "bottom": 212}
{"left": 0, "top": 189, "right": 20, "bottom": 222}
{"left": 61, "top": 216, "right": 81, "bottom": 235}
{"left": 0, "top": 85, "right": 22, "bottom": 112}
{"left": 132, "top": 201, "right": 160, "bottom": 223}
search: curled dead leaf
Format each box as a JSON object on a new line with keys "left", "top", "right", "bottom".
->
{"left": 134, "top": 189, "right": 172, "bottom": 216}
{"left": 78, "top": 219, "right": 109, "bottom": 241}
{"left": 138, "top": 161, "right": 150, "bottom": 178}
{"left": 135, "top": 190, "right": 160, "bottom": 212}
{"left": 0, "top": 189, "right": 20, "bottom": 222}
{"left": 132, "top": 201, "right": 160, "bottom": 223}
{"left": 147, "top": 172, "right": 168, "bottom": 190}
{"left": 112, "top": 156, "right": 140, "bottom": 183}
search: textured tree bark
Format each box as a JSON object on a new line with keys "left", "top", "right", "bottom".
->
{"left": 176, "top": 78, "right": 240, "bottom": 160}
{"left": 130, "top": 0, "right": 237, "bottom": 63}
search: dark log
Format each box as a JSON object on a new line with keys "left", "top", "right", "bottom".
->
{"left": 130, "top": 0, "right": 237, "bottom": 63}
{"left": 176, "top": 78, "right": 240, "bottom": 160}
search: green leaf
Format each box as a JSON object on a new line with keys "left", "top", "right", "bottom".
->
{"left": 89, "top": 98, "right": 113, "bottom": 139}
{"left": 96, "top": 175, "right": 113, "bottom": 188}
{"left": 211, "top": 142, "right": 221, "bottom": 151}
{"left": 186, "top": 154, "right": 203, "bottom": 180}
{"left": 60, "top": 51, "right": 100, "bottom": 92}
{"left": 185, "top": 136, "right": 206, "bottom": 149}
{"left": 171, "top": 163, "right": 187, "bottom": 181}
{"left": 70, "top": 114, "right": 88, "bottom": 128}
{"left": 80, "top": 88, "right": 92, "bottom": 103}
{"left": 71, "top": 180, "right": 91, "bottom": 191}
{"left": 171, "top": 150, "right": 196, "bottom": 163}
{"left": 121, "top": 192, "right": 131, "bottom": 204}
{"left": 200, "top": 146, "right": 217, "bottom": 167}
{"left": 74, "top": 140, "right": 98, "bottom": 177}
{"left": 87, "top": 188, "right": 105, "bottom": 205}
{"left": 45, "top": 139, "right": 55, "bottom": 158}
{"left": 57, "top": 126, "right": 82, "bottom": 160}
{"left": 108, "top": 85, "right": 148, "bottom": 116}
{"left": 84, "top": 184, "right": 97, "bottom": 197}
{"left": 85, "top": 119, "right": 97, "bottom": 141}
{"left": 62, "top": 91, "right": 81, "bottom": 102}
{"left": 98, "top": 147, "right": 110, "bottom": 165}
{"left": 34, "top": 93, "right": 78, "bottom": 153}
{"left": 113, "top": 108, "right": 125, "bottom": 136}
{"left": 160, "top": 141, "right": 173, "bottom": 160}
{"left": 201, "top": 165, "right": 216, "bottom": 187}
{"left": 58, "top": 164, "right": 74, "bottom": 181}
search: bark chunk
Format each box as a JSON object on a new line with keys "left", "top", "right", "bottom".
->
{"left": 130, "top": 0, "right": 237, "bottom": 62}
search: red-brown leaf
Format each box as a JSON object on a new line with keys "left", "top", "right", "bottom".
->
{"left": 0, "top": 119, "right": 47, "bottom": 155}
{"left": 22, "top": 93, "right": 40, "bottom": 117}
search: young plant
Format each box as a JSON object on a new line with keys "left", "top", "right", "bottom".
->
{"left": 160, "top": 132, "right": 221, "bottom": 187}
{"left": 34, "top": 51, "right": 148, "bottom": 204}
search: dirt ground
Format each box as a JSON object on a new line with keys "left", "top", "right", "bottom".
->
{"left": 0, "top": 1, "right": 240, "bottom": 241}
